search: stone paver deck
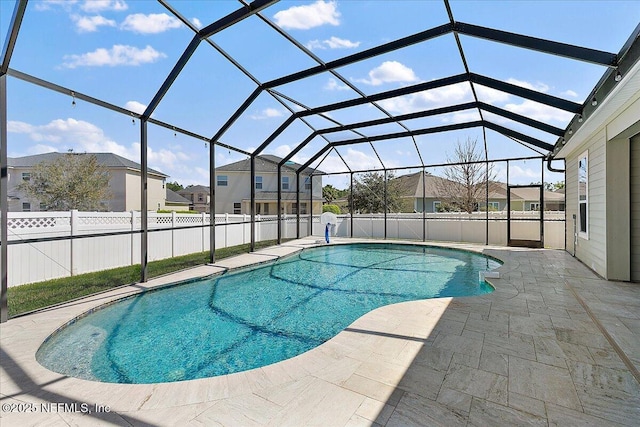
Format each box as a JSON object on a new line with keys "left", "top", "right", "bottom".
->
{"left": 1, "top": 238, "right": 639, "bottom": 426}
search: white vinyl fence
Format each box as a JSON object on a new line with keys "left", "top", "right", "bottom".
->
{"left": 4, "top": 210, "right": 564, "bottom": 287}
{"left": 314, "top": 211, "right": 565, "bottom": 248}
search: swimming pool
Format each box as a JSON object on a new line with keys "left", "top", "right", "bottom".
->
{"left": 37, "top": 243, "right": 501, "bottom": 384}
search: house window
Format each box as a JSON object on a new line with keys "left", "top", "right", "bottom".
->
{"left": 281, "top": 176, "right": 289, "bottom": 190}
{"left": 255, "top": 176, "right": 263, "bottom": 190}
{"left": 433, "top": 201, "right": 441, "bottom": 212}
{"left": 256, "top": 203, "right": 262, "bottom": 214}
{"left": 300, "top": 202, "right": 307, "bottom": 214}
{"left": 530, "top": 202, "right": 540, "bottom": 211}
{"left": 22, "top": 172, "right": 31, "bottom": 181}
{"left": 304, "top": 177, "right": 311, "bottom": 191}
{"left": 198, "top": 193, "right": 204, "bottom": 202}
{"left": 233, "top": 202, "right": 241, "bottom": 214}
{"left": 263, "top": 203, "right": 269, "bottom": 215}
{"left": 217, "top": 175, "right": 228, "bottom": 186}
{"left": 292, "top": 203, "right": 298, "bottom": 214}
{"left": 39, "top": 203, "right": 47, "bottom": 211}
{"left": 22, "top": 202, "right": 31, "bottom": 212}
{"left": 578, "top": 152, "right": 588, "bottom": 238}
{"left": 488, "top": 202, "right": 500, "bottom": 210}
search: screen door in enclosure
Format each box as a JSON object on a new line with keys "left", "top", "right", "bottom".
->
{"left": 507, "top": 185, "right": 544, "bottom": 248}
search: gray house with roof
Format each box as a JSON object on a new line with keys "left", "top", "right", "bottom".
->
{"left": 395, "top": 171, "right": 565, "bottom": 212}
{"left": 214, "top": 155, "right": 323, "bottom": 215}
{"left": 177, "top": 185, "right": 211, "bottom": 213}
{"left": 7, "top": 152, "right": 168, "bottom": 212}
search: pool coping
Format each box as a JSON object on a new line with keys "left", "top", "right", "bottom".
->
{"left": 2, "top": 237, "right": 639, "bottom": 426}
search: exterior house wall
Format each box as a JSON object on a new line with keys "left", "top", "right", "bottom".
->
{"left": 8, "top": 159, "right": 167, "bottom": 212}
{"left": 7, "top": 166, "right": 39, "bottom": 211}
{"left": 108, "top": 170, "right": 126, "bottom": 211}
{"left": 125, "top": 170, "right": 166, "bottom": 211}
{"left": 216, "top": 171, "right": 250, "bottom": 214}
{"left": 562, "top": 81, "right": 640, "bottom": 280}
{"left": 215, "top": 170, "right": 321, "bottom": 214}
{"left": 565, "top": 129, "right": 607, "bottom": 277}
{"left": 414, "top": 198, "right": 507, "bottom": 213}
{"left": 631, "top": 134, "right": 640, "bottom": 281}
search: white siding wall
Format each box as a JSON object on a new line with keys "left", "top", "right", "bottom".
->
{"left": 565, "top": 130, "right": 607, "bottom": 277}
{"left": 631, "top": 134, "right": 640, "bottom": 281}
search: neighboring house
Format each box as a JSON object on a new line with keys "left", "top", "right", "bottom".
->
{"left": 177, "top": 185, "right": 211, "bottom": 213}
{"left": 490, "top": 182, "right": 566, "bottom": 212}
{"left": 214, "top": 155, "right": 323, "bottom": 215}
{"left": 7, "top": 152, "right": 168, "bottom": 212}
{"left": 556, "top": 57, "right": 640, "bottom": 281}
{"left": 394, "top": 171, "right": 565, "bottom": 212}
{"left": 165, "top": 189, "right": 191, "bottom": 211}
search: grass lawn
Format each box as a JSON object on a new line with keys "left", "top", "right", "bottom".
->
{"left": 8, "top": 240, "right": 283, "bottom": 318}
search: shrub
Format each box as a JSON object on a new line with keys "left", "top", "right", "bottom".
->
{"left": 322, "top": 204, "right": 341, "bottom": 214}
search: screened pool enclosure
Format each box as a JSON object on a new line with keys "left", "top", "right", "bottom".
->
{"left": 2, "top": 0, "right": 639, "bottom": 321}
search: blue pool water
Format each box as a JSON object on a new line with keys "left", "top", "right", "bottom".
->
{"left": 37, "top": 243, "right": 500, "bottom": 384}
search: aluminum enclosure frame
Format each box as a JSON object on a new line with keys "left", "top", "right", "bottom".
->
{"left": 1, "top": 0, "right": 638, "bottom": 322}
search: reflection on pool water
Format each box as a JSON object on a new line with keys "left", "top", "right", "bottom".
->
{"left": 37, "top": 243, "right": 501, "bottom": 384}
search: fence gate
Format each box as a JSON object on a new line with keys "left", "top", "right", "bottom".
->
{"left": 507, "top": 184, "right": 544, "bottom": 248}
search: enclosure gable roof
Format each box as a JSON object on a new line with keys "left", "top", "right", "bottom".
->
{"left": 2, "top": 1, "right": 639, "bottom": 178}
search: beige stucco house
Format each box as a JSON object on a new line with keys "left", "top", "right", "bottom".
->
{"left": 214, "top": 155, "right": 323, "bottom": 215}
{"left": 7, "top": 152, "right": 168, "bottom": 212}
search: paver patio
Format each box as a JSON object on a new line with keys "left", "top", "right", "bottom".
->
{"left": 1, "top": 238, "right": 639, "bottom": 426}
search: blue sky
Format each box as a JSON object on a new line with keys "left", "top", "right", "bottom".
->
{"left": 2, "top": 0, "right": 639, "bottom": 189}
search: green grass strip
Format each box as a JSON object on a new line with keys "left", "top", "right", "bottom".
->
{"left": 7, "top": 239, "right": 285, "bottom": 318}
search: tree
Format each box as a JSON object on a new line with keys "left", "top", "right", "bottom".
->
{"left": 435, "top": 137, "right": 496, "bottom": 213}
{"left": 531, "top": 181, "right": 564, "bottom": 192}
{"left": 166, "top": 181, "right": 184, "bottom": 192}
{"left": 322, "top": 204, "right": 341, "bottom": 214}
{"left": 19, "top": 153, "right": 112, "bottom": 211}
{"left": 322, "top": 184, "right": 339, "bottom": 204}
{"left": 351, "top": 172, "right": 402, "bottom": 213}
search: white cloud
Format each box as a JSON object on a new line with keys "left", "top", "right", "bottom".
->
{"left": 7, "top": 118, "right": 199, "bottom": 178}
{"left": 125, "top": 101, "right": 147, "bottom": 114}
{"left": 274, "top": 0, "right": 340, "bottom": 30}
{"left": 379, "top": 82, "right": 474, "bottom": 114}
{"left": 121, "top": 13, "right": 182, "bottom": 34}
{"left": 71, "top": 14, "right": 116, "bottom": 33}
{"left": 306, "top": 36, "right": 360, "bottom": 50}
{"left": 506, "top": 78, "right": 549, "bottom": 93}
{"left": 250, "top": 108, "right": 284, "bottom": 120}
{"left": 324, "top": 78, "right": 350, "bottom": 91}
{"left": 561, "top": 89, "right": 578, "bottom": 98}
{"left": 503, "top": 99, "right": 573, "bottom": 123}
{"left": 325, "top": 36, "right": 359, "bottom": 49}
{"left": 7, "top": 121, "right": 37, "bottom": 136}
{"left": 354, "top": 61, "right": 418, "bottom": 86}
{"left": 318, "top": 148, "right": 385, "bottom": 173}
{"left": 191, "top": 18, "right": 202, "bottom": 29}
{"left": 62, "top": 44, "right": 166, "bottom": 68}
{"left": 8, "top": 118, "right": 135, "bottom": 156}
{"left": 35, "top": 0, "right": 78, "bottom": 11}
{"left": 28, "top": 144, "right": 58, "bottom": 155}
{"left": 274, "top": 145, "right": 292, "bottom": 158}
{"left": 475, "top": 85, "right": 511, "bottom": 104}
{"left": 441, "top": 110, "right": 483, "bottom": 124}
{"left": 80, "top": 0, "right": 128, "bottom": 13}
{"left": 306, "top": 40, "right": 325, "bottom": 50}
{"left": 494, "top": 164, "right": 541, "bottom": 184}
